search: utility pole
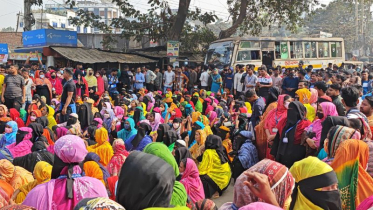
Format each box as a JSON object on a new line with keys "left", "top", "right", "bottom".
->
{"left": 355, "top": 0, "right": 359, "bottom": 51}
{"left": 361, "top": 0, "right": 365, "bottom": 56}
{"left": 24, "top": 0, "right": 32, "bottom": 31}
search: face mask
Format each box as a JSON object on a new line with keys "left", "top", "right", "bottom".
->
{"left": 104, "top": 114, "right": 110, "bottom": 119}
{"left": 173, "top": 123, "right": 180, "bottom": 129}
{"left": 51, "top": 75, "right": 56, "bottom": 79}
{"left": 284, "top": 102, "right": 290, "bottom": 109}
{"left": 39, "top": 75, "right": 45, "bottom": 79}
{"left": 60, "top": 70, "right": 64, "bottom": 74}
{"left": 124, "top": 124, "right": 130, "bottom": 129}
{"left": 5, "top": 127, "right": 12, "bottom": 134}
{"left": 57, "top": 73, "right": 61, "bottom": 77}
{"left": 317, "top": 112, "right": 324, "bottom": 119}
{"left": 51, "top": 105, "right": 55, "bottom": 109}
{"left": 30, "top": 116, "right": 37, "bottom": 121}
{"left": 96, "top": 74, "right": 100, "bottom": 77}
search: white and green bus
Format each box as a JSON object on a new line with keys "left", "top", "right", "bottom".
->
{"left": 205, "top": 37, "right": 345, "bottom": 70}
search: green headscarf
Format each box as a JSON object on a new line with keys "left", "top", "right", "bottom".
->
{"left": 144, "top": 143, "right": 187, "bottom": 207}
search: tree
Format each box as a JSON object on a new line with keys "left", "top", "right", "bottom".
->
{"left": 1, "top": 27, "right": 15, "bottom": 32}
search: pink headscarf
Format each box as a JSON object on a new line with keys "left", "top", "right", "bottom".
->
{"left": 239, "top": 202, "right": 283, "bottom": 210}
{"left": 7, "top": 127, "right": 33, "bottom": 158}
{"left": 150, "top": 113, "right": 162, "bottom": 132}
{"left": 56, "top": 127, "right": 69, "bottom": 139}
{"left": 309, "top": 88, "right": 318, "bottom": 104}
{"left": 107, "top": 139, "right": 129, "bottom": 176}
{"left": 205, "top": 105, "right": 214, "bottom": 115}
{"left": 180, "top": 158, "right": 205, "bottom": 203}
{"left": 264, "top": 95, "right": 288, "bottom": 135}
{"left": 100, "top": 102, "right": 113, "bottom": 116}
{"left": 357, "top": 195, "right": 373, "bottom": 210}
{"left": 209, "top": 111, "right": 217, "bottom": 124}
{"left": 306, "top": 102, "right": 339, "bottom": 147}
{"left": 114, "top": 106, "right": 124, "bottom": 120}
{"left": 94, "top": 118, "right": 103, "bottom": 128}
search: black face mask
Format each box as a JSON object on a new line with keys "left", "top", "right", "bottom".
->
{"left": 317, "top": 112, "right": 324, "bottom": 119}
{"left": 51, "top": 75, "right": 56, "bottom": 79}
{"left": 166, "top": 102, "right": 172, "bottom": 107}
{"left": 67, "top": 117, "right": 77, "bottom": 126}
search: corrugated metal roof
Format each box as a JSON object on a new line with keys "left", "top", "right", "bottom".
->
{"left": 51, "top": 46, "right": 157, "bottom": 64}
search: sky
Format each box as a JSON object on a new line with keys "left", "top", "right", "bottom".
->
{"left": 0, "top": 0, "right": 333, "bottom": 29}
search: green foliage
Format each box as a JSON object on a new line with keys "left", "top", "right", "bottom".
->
{"left": 180, "top": 26, "right": 217, "bottom": 54}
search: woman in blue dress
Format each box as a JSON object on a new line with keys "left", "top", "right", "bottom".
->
{"left": 211, "top": 69, "right": 222, "bottom": 93}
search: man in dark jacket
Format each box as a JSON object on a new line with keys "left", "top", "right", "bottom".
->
{"left": 327, "top": 84, "right": 346, "bottom": 116}
{"left": 119, "top": 65, "right": 133, "bottom": 91}
{"left": 154, "top": 67, "right": 163, "bottom": 91}
{"left": 188, "top": 66, "right": 198, "bottom": 91}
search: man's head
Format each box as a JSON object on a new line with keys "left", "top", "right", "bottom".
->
{"left": 31, "top": 62, "right": 38, "bottom": 70}
{"left": 258, "top": 67, "right": 266, "bottom": 76}
{"left": 247, "top": 66, "right": 254, "bottom": 75}
{"left": 328, "top": 63, "right": 332, "bottom": 68}
{"left": 310, "top": 72, "right": 317, "bottom": 82}
{"left": 298, "top": 61, "right": 304, "bottom": 69}
{"left": 288, "top": 69, "right": 295, "bottom": 77}
{"left": 362, "top": 70, "right": 369, "bottom": 81}
{"left": 335, "top": 75, "right": 345, "bottom": 85}
{"left": 76, "top": 63, "right": 83, "bottom": 70}
{"left": 327, "top": 84, "right": 341, "bottom": 97}
{"left": 245, "top": 89, "right": 258, "bottom": 103}
{"left": 155, "top": 67, "right": 160, "bottom": 73}
{"left": 273, "top": 68, "right": 279, "bottom": 76}
{"left": 333, "top": 65, "right": 338, "bottom": 72}
{"left": 22, "top": 69, "right": 29, "bottom": 79}
{"left": 360, "top": 96, "right": 373, "bottom": 117}
{"left": 111, "top": 68, "right": 118, "bottom": 76}
{"left": 0, "top": 65, "right": 5, "bottom": 75}
{"left": 8, "top": 65, "right": 18, "bottom": 75}
{"left": 63, "top": 67, "right": 74, "bottom": 79}
{"left": 314, "top": 81, "right": 328, "bottom": 96}
{"left": 298, "top": 80, "right": 309, "bottom": 89}
{"left": 341, "top": 86, "right": 360, "bottom": 108}
{"left": 307, "top": 65, "right": 313, "bottom": 71}
{"left": 223, "top": 64, "right": 230, "bottom": 73}
{"left": 298, "top": 69, "right": 307, "bottom": 79}
{"left": 123, "top": 65, "right": 129, "bottom": 71}
{"left": 167, "top": 65, "right": 173, "bottom": 72}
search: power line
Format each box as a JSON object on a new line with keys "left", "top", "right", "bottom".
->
{"left": 0, "top": 10, "right": 20, "bottom": 18}
{"left": 0, "top": 0, "right": 22, "bottom": 9}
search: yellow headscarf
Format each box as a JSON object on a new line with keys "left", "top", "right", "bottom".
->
{"left": 192, "top": 112, "right": 202, "bottom": 124}
{"left": 296, "top": 88, "right": 315, "bottom": 122}
{"left": 15, "top": 161, "right": 52, "bottom": 203}
{"left": 85, "top": 68, "right": 98, "bottom": 87}
{"left": 190, "top": 129, "right": 207, "bottom": 160}
{"left": 88, "top": 127, "right": 114, "bottom": 166}
{"left": 289, "top": 156, "right": 335, "bottom": 210}
{"left": 47, "top": 105, "right": 57, "bottom": 130}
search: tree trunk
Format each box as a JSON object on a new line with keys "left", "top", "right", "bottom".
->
{"left": 167, "top": 0, "right": 191, "bottom": 41}
{"left": 219, "top": 0, "right": 248, "bottom": 39}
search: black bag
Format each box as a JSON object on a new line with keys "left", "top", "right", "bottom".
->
{"left": 208, "top": 74, "right": 213, "bottom": 87}
{"left": 240, "top": 73, "right": 247, "bottom": 84}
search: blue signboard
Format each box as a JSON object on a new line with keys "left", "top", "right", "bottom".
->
{"left": 0, "top": 44, "right": 8, "bottom": 54}
{"left": 22, "top": 29, "right": 77, "bottom": 47}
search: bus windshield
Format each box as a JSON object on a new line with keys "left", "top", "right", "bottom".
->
{"left": 205, "top": 41, "right": 233, "bottom": 68}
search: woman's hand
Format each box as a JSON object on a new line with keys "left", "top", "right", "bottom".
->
{"left": 151, "top": 132, "right": 158, "bottom": 142}
{"left": 306, "top": 138, "right": 317, "bottom": 149}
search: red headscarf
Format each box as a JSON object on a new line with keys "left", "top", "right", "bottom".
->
{"left": 265, "top": 95, "right": 288, "bottom": 135}
{"left": 9, "top": 108, "right": 25, "bottom": 128}
{"left": 26, "top": 110, "right": 42, "bottom": 126}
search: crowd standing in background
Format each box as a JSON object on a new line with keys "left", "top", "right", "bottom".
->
{"left": 1, "top": 59, "right": 373, "bottom": 210}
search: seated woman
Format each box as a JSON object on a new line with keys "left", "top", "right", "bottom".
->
{"left": 0, "top": 121, "right": 18, "bottom": 148}
{"left": 83, "top": 152, "right": 110, "bottom": 184}
{"left": 74, "top": 197, "right": 125, "bottom": 209}
{"left": 179, "top": 158, "right": 205, "bottom": 203}
{"left": 13, "top": 141, "right": 54, "bottom": 173}
{"left": 87, "top": 127, "right": 114, "bottom": 167}
{"left": 22, "top": 135, "right": 108, "bottom": 210}
{"left": 220, "top": 159, "right": 294, "bottom": 210}
{"left": 116, "top": 151, "right": 177, "bottom": 209}
{"left": 331, "top": 140, "right": 373, "bottom": 209}
{"left": 9, "top": 108, "right": 24, "bottom": 128}
{"left": 125, "top": 122, "right": 152, "bottom": 151}
{"left": 12, "top": 161, "right": 52, "bottom": 203}
{"left": 322, "top": 125, "right": 361, "bottom": 164}
{"left": 115, "top": 118, "right": 137, "bottom": 142}
{"left": 6, "top": 127, "right": 33, "bottom": 158}
{"left": 26, "top": 110, "right": 42, "bottom": 126}
{"left": 189, "top": 129, "right": 207, "bottom": 161}
{"left": 0, "top": 159, "right": 34, "bottom": 190}
{"left": 155, "top": 124, "right": 178, "bottom": 152}
{"left": 107, "top": 139, "right": 129, "bottom": 176}
{"left": 0, "top": 180, "right": 14, "bottom": 208}
{"left": 270, "top": 101, "right": 311, "bottom": 168}
{"left": 231, "top": 131, "right": 259, "bottom": 182}
{"left": 199, "top": 135, "right": 231, "bottom": 199}
{"left": 37, "top": 116, "right": 55, "bottom": 145}
{"left": 143, "top": 142, "right": 188, "bottom": 207}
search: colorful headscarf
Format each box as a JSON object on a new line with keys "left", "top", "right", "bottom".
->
{"left": 309, "top": 88, "right": 318, "bottom": 104}
{"left": 107, "top": 139, "right": 129, "bottom": 176}
{"left": 327, "top": 125, "right": 361, "bottom": 159}
{"left": 264, "top": 95, "right": 288, "bottom": 133}
{"left": 74, "top": 197, "right": 125, "bottom": 210}
{"left": 180, "top": 158, "right": 205, "bottom": 203}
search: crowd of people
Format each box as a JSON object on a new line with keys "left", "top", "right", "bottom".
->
{"left": 0, "top": 59, "right": 373, "bottom": 210}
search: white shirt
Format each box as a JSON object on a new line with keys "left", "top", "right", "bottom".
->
{"left": 163, "top": 71, "right": 175, "bottom": 87}
{"left": 234, "top": 72, "right": 244, "bottom": 92}
{"left": 200, "top": 71, "right": 209, "bottom": 86}
{"left": 24, "top": 78, "right": 34, "bottom": 102}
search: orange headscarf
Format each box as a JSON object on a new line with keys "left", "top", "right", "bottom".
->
{"left": 87, "top": 127, "right": 114, "bottom": 166}
{"left": 0, "top": 159, "right": 34, "bottom": 190}
{"left": 83, "top": 161, "right": 105, "bottom": 185}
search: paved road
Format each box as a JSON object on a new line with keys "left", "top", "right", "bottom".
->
{"left": 211, "top": 181, "right": 235, "bottom": 208}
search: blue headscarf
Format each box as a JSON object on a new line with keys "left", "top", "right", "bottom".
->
{"left": 161, "top": 102, "right": 169, "bottom": 119}
{"left": 185, "top": 104, "right": 193, "bottom": 117}
{"left": 238, "top": 131, "right": 259, "bottom": 169}
{"left": 0, "top": 121, "right": 18, "bottom": 148}
{"left": 103, "top": 109, "right": 115, "bottom": 133}
{"left": 118, "top": 118, "right": 137, "bottom": 142}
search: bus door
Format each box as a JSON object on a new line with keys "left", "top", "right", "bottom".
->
{"left": 261, "top": 41, "right": 275, "bottom": 69}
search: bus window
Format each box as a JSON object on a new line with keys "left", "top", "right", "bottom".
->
{"left": 304, "top": 42, "right": 317, "bottom": 58}
{"left": 237, "top": 50, "right": 261, "bottom": 61}
{"left": 290, "top": 42, "right": 303, "bottom": 59}
{"left": 205, "top": 41, "right": 233, "bottom": 67}
{"left": 318, "top": 42, "right": 329, "bottom": 58}
{"left": 240, "top": 41, "right": 260, "bottom": 48}
{"left": 331, "top": 42, "right": 342, "bottom": 57}
{"left": 275, "top": 42, "right": 289, "bottom": 59}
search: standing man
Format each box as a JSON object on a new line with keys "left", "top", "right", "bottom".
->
{"left": 119, "top": 65, "right": 133, "bottom": 91}
{"left": 233, "top": 65, "right": 244, "bottom": 98}
{"left": 154, "top": 67, "right": 163, "bottom": 91}
{"left": 145, "top": 66, "right": 157, "bottom": 92}
{"left": 2, "top": 65, "right": 25, "bottom": 111}
{"left": 134, "top": 67, "right": 145, "bottom": 93}
{"left": 200, "top": 66, "right": 209, "bottom": 90}
{"left": 22, "top": 69, "right": 34, "bottom": 111}
{"left": 108, "top": 69, "right": 119, "bottom": 97}
{"left": 244, "top": 65, "right": 258, "bottom": 93}
{"left": 282, "top": 69, "right": 299, "bottom": 97}
{"left": 245, "top": 89, "right": 265, "bottom": 132}
{"left": 223, "top": 66, "right": 234, "bottom": 92}
{"left": 271, "top": 67, "right": 282, "bottom": 91}
{"left": 188, "top": 66, "right": 198, "bottom": 91}
{"left": 60, "top": 68, "right": 76, "bottom": 123}
{"left": 257, "top": 67, "right": 272, "bottom": 99}
{"left": 163, "top": 65, "right": 175, "bottom": 93}
{"left": 327, "top": 84, "right": 346, "bottom": 116}
{"left": 362, "top": 70, "right": 369, "bottom": 95}
{"left": 314, "top": 81, "right": 328, "bottom": 98}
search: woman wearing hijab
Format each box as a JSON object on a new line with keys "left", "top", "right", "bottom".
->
{"left": 116, "top": 151, "right": 176, "bottom": 210}
{"left": 0, "top": 159, "right": 34, "bottom": 190}
{"left": 309, "top": 88, "right": 318, "bottom": 110}
{"left": 87, "top": 127, "right": 114, "bottom": 167}
{"left": 302, "top": 102, "right": 339, "bottom": 156}
{"left": 0, "top": 180, "right": 14, "bottom": 208}
{"left": 0, "top": 104, "right": 8, "bottom": 118}
{"left": 179, "top": 158, "right": 205, "bottom": 203}
{"left": 148, "top": 112, "right": 162, "bottom": 132}
{"left": 211, "top": 69, "right": 222, "bottom": 94}
{"left": 85, "top": 68, "right": 97, "bottom": 98}
{"left": 174, "top": 146, "right": 192, "bottom": 166}
{"left": 83, "top": 159, "right": 106, "bottom": 186}
{"left": 125, "top": 121, "right": 152, "bottom": 151}
{"left": 46, "top": 106, "right": 57, "bottom": 130}
{"left": 36, "top": 116, "right": 55, "bottom": 145}
{"left": 22, "top": 135, "right": 108, "bottom": 210}
{"left": 295, "top": 88, "right": 316, "bottom": 122}
{"left": 330, "top": 140, "right": 373, "bottom": 209}
{"left": 48, "top": 70, "right": 63, "bottom": 97}
{"left": 115, "top": 118, "right": 137, "bottom": 142}
{"left": 263, "top": 87, "right": 281, "bottom": 113}
{"left": 323, "top": 125, "right": 361, "bottom": 164}
{"left": 103, "top": 108, "right": 115, "bottom": 134}
{"left": 9, "top": 108, "right": 24, "bottom": 128}
{"left": 107, "top": 139, "right": 129, "bottom": 176}
{"left": 199, "top": 135, "right": 231, "bottom": 198}
{"left": 28, "top": 122, "right": 47, "bottom": 143}
{"left": 192, "top": 199, "right": 218, "bottom": 210}
{"left": 0, "top": 121, "right": 18, "bottom": 148}
{"left": 34, "top": 71, "right": 52, "bottom": 105}
{"left": 358, "top": 195, "right": 373, "bottom": 210}
{"left": 84, "top": 152, "right": 110, "bottom": 181}
{"left": 84, "top": 125, "right": 97, "bottom": 146}
{"left": 270, "top": 101, "right": 311, "bottom": 168}
{"left": 13, "top": 141, "right": 54, "bottom": 173}
{"left": 6, "top": 127, "right": 33, "bottom": 158}
{"left": 12, "top": 161, "right": 52, "bottom": 203}
{"left": 189, "top": 129, "right": 207, "bottom": 161}
{"left": 95, "top": 71, "right": 105, "bottom": 97}
{"left": 74, "top": 197, "right": 125, "bottom": 210}
{"left": 26, "top": 110, "right": 42, "bottom": 126}
{"left": 156, "top": 123, "right": 178, "bottom": 151}
{"left": 74, "top": 69, "right": 89, "bottom": 98}
{"left": 232, "top": 131, "right": 259, "bottom": 182}
{"left": 63, "top": 113, "right": 82, "bottom": 136}
{"left": 143, "top": 142, "right": 188, "bottom": 207}
{"left": 132, "top": 106, "right": 146, "bottom": 127}
{"left": 220, "top": 159, "right": 294, "bottom": 210}
{"left": 263, "top": 95, "right": 291, "bottom": 159}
